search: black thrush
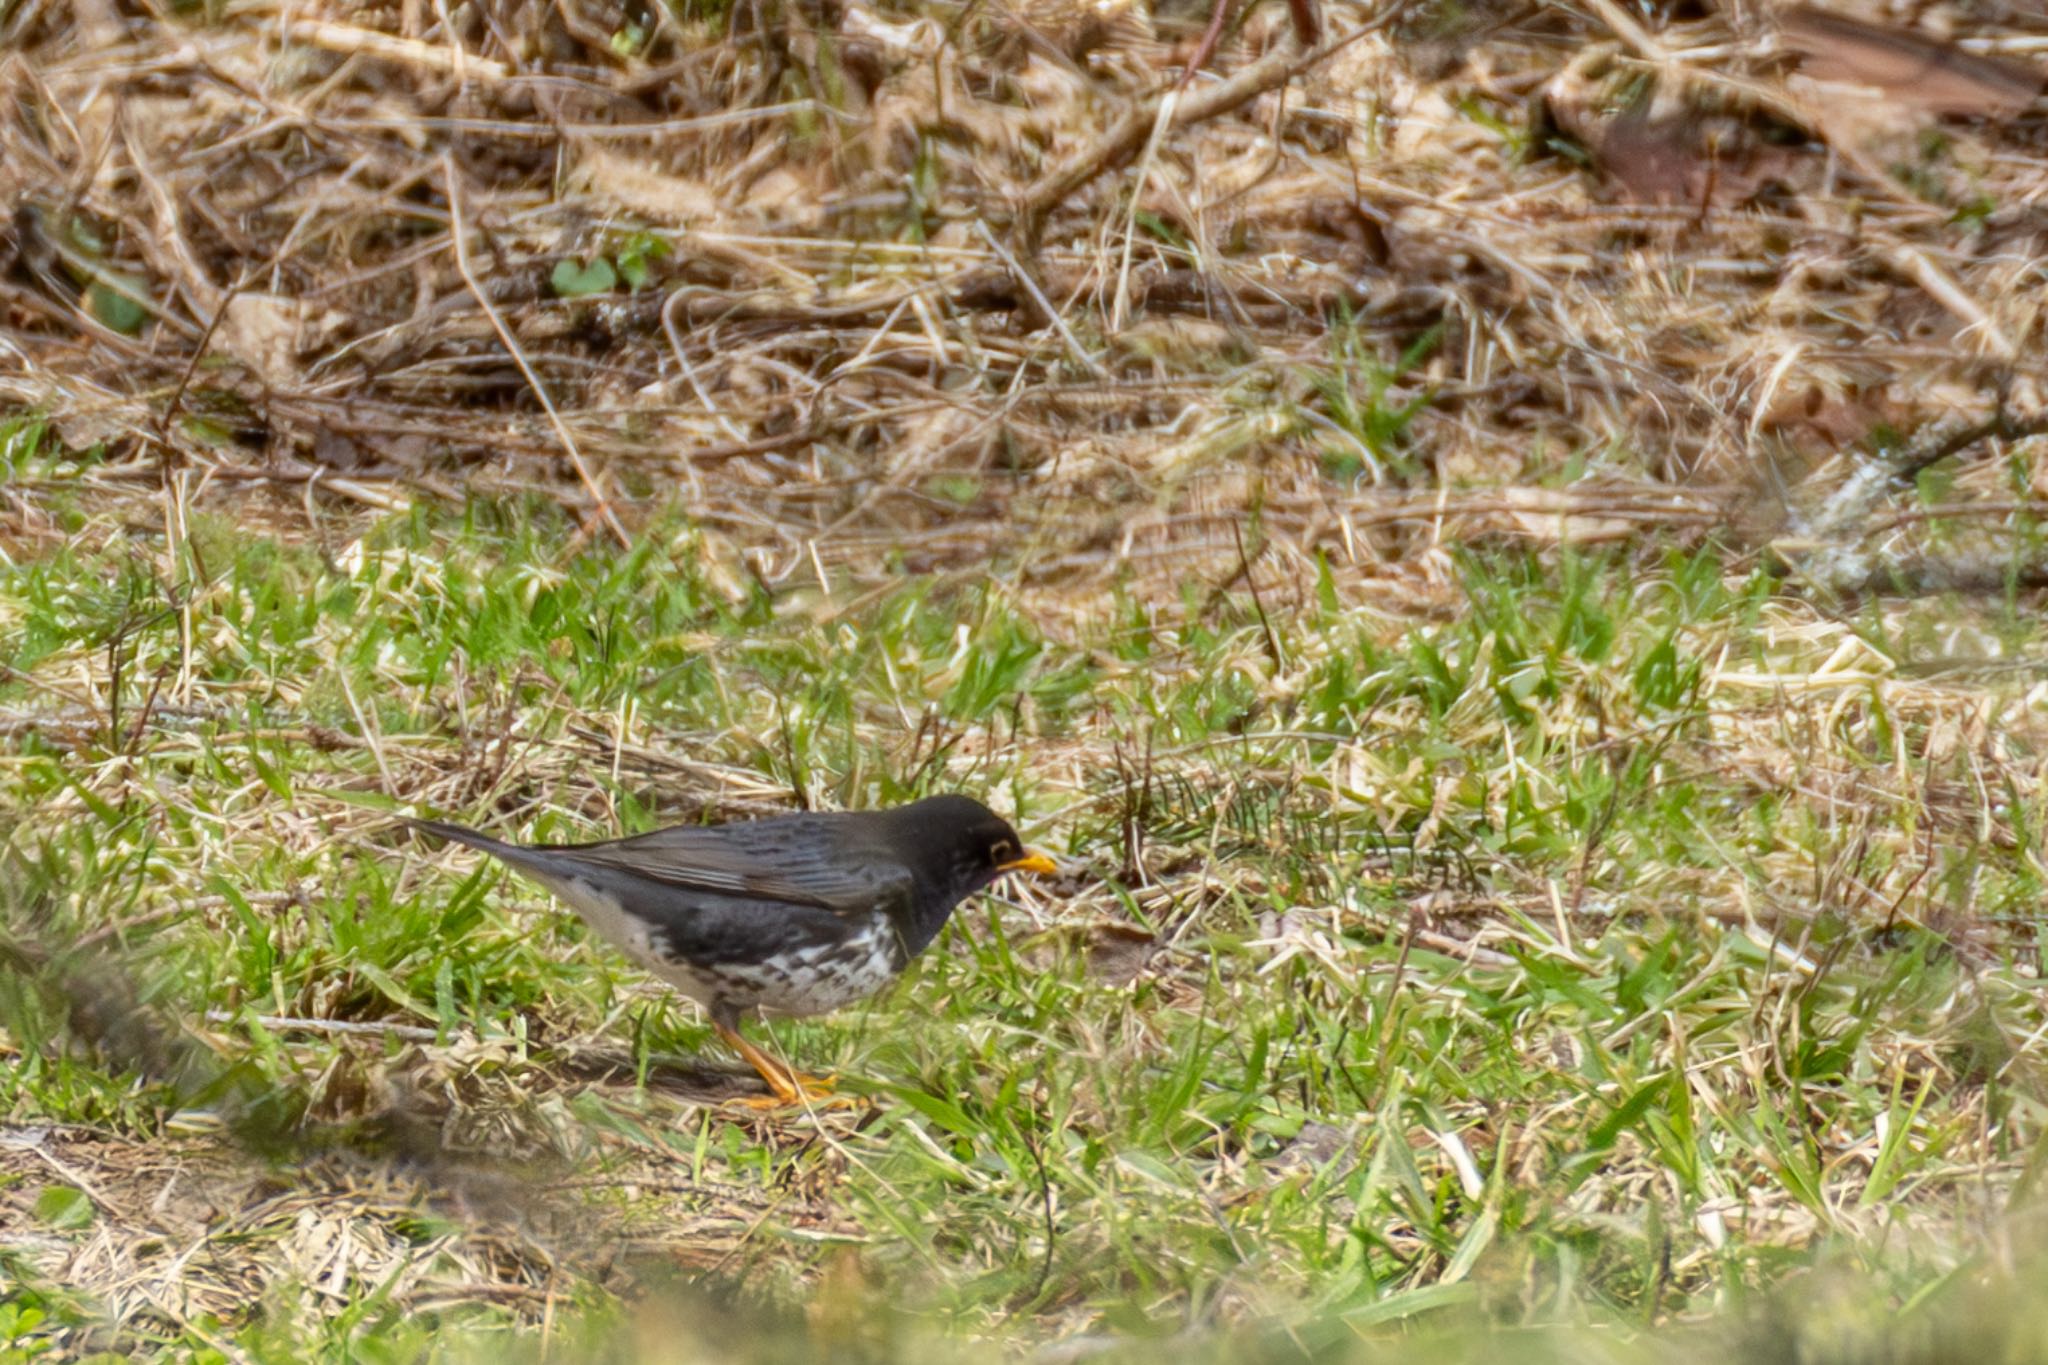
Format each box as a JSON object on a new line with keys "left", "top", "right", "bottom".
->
{"left": 401, "top": 795, "right": 1056, "bottom": 1105}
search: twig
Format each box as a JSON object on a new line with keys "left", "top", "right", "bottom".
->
{"left": 1178, "top": 0, "right": 1235, "bottom": 89}
{"left": 1230, "top": 519, "right": 1284, "bottom": 673}
{"left": 441, "top": 154, "right": 630, "bottom": 547}
{"left": 1888, "top": 410, "right": 2048, "bottom": 485}
{"left": 972, "top": 221, "right": 1105, "bottom": 377}
{"left": 661, "top": 286, "right": 750, "bottom": 444}
{"left": 1582, "top": 0, "right": 1666, "bottom": 61}
{"left": 1014, "top": 19, "right": 1379, "bottom": 251}
{"left": 205, "top": 1010, "right": 443, "bottom": 1042}
{"left": 1887, "top": 245, "right": 2017, "bottom": 361}
{"left": 283, "top": 19, "right": 515, "bottom": 79}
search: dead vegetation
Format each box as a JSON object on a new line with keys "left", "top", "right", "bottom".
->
{"left": 2, "top": 0, "right": 2045, "bottom": 605}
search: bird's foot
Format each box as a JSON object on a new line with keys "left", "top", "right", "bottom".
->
{"left": 726, "top": 1070, "right": 866, "bottom": 1111}
{"left": 714, "top": 1020, "right": 869, "bottom": 1111}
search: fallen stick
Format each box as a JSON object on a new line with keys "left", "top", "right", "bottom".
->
{"left": 1012, "top": 16, "right": 1388, "bottom": 253}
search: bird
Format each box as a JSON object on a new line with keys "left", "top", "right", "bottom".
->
{"left": 399, "top": 795, "right": 1057, "bottom": 1106}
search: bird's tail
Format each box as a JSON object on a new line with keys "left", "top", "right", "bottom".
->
{"left": 396, "top": 817, "right": 519, "bottom": 859}
{"left": 396, "top": 817, "right": 580, "bottom": 888}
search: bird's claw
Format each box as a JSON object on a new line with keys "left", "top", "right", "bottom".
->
{"left": 725, "top": 1070, "right": 869, "bottom": 1111}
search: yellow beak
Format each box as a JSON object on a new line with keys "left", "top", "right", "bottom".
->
{"left": 998, "top": 851, "right": 1059, "bottom": 877}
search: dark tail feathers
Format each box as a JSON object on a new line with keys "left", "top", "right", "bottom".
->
{"left": 397, "top": 817, "right": 517, "bottom": 858}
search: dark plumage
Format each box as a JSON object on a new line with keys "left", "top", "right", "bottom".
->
{"left": 401, "top": 795, "right": 1055, "bottom": 1105}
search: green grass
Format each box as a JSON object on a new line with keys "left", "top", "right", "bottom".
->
{"left": 4, "top": 475, "right": 2048, "bottom": 1361}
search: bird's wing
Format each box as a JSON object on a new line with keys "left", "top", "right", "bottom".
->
{"left": 540, "top": 817, "right": 915, "bottom": 916}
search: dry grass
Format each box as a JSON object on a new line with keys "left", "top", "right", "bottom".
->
{"left": 4, "top": 0, "right": 2043, "bottom": 600}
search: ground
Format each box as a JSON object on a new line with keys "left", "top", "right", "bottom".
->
{"left": 4, "top": 0, "right": 2048, "bottom": 1359}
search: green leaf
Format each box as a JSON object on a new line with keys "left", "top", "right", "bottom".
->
{"left": 883, "top": 1084, "right": 979, "bottom": 1137}
{"left": 1115, "top": 1150, "right": 1183, "bottom": 1189}
{"left": 1862, "top": 1071, "right": 1935, "bottom": 1208}
{"left": 304, "top": 786, "right": 402, "bottom": 811}
{"left": 33, "top": 1185, "right": 94, "bottom": 1230}
{"left": 550, "top": 256, "right": 617, "bottom": 297}
{"left": 87, "top": 274, "right": 150, "bottom": 334}
{"left": 1440, "top": 1201, "right": 1500, "bottom": 1285}
{"left": 352, "top": 962, "right": 434, "bottom": 1022}
{"left": 245, "top": 739, "right": 294, "bottom": 802}
{"left": 616, "top": 233, "right": 670, "bottom": 290}
{"left": 1586, "top": 1072, "right": 1671, "bottom": 1151}
{"left": 1341, "top": 1280, "right": 1479, "bottom": 1326}
{"left": 928, "top": 475, "right": 980, "bottom": 504}
{"left": 179, "top": 415, "right": 233, "bottom": 447}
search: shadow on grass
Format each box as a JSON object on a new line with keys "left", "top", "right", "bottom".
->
{"left": 490, "top": 1250, "right": 2048, "bottom": 1365}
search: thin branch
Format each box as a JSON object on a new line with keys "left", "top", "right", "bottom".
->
{"left": 442, "top": 154, "right": 629, "bottom": 547}
{"left": 1013, "top": 17, "right": 1389, "bottom": 251}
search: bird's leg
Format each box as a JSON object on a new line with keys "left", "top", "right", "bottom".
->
{"left": 712, "top": 1015, "right": 846, "bottom": 1109}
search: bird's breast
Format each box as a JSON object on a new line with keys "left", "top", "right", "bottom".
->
{"left": 538, "top": 870, "right": 906, "bottom": 1017}
{"left": 691, "top": 915, "right": 906, "bottom": 1017}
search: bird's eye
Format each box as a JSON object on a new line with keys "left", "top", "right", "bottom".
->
{"left": 993, "top": 840, "right": 1015, "bottom": 860}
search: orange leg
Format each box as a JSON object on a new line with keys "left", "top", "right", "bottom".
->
{"left": 714, "top": 1020, "right": 848, "bottom": 1109}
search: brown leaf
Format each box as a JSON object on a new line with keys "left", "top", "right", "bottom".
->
{"left": 217, "top": 294, "right": 306, "bottom": 386}
{"left": 1543, "top": 55, "right": 1803, "bottom": 208}
{"left": 1779, "top": 5, "right": 2044, "bottom": 119}
{"left": 1087, "top": 923, "right": 1160, "bottom": 984}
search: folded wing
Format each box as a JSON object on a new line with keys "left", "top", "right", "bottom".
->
{"left": 541, "top": 815, "right": 914, "bottom": 917}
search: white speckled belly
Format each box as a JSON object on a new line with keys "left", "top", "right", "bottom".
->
{"left": 534, "top": 873, "right": 901, "bottom": 1017}
{"left": 694, "top": 917, "right": 901, "bottom": 1016}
